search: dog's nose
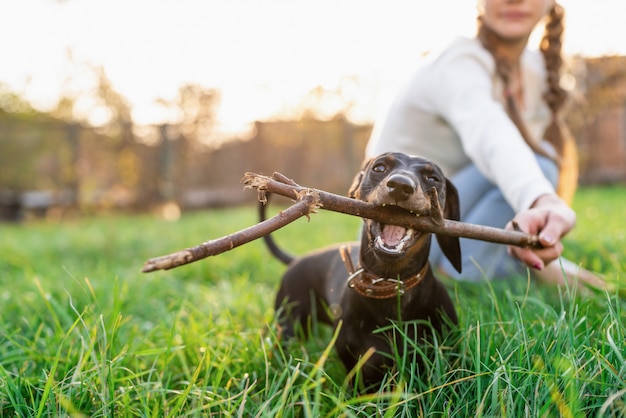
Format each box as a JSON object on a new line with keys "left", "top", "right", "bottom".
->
{"left": 386, "top": 174, "right": 416, "bottom": 201}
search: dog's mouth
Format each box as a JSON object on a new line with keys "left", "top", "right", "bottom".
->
{"left": 368, "top": 204, "right": 427, "bottom": 256}
{"left": 373, "top": 223, "right": 419, "bottom": 255}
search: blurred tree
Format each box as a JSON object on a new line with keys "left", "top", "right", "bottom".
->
{"left": 294, "top": 76, "right": 359, "bottom": 121}
{"left": 0, "top": 83, "right": 35, "bottom": 115}
{"left": 0, "top": 84, "right": 66, "bottom": 191}
{"left": 48, "top": 61, "right": 142, "bottom": 207}
{"left": 155, "top": 83, "right": 220, "bottom": 146}
{"left": 153, "top": 84, "right": 220, "bottom": 203}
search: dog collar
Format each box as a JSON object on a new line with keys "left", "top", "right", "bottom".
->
{"left": 339, "top": 245, "right": 429, "bottom": 299}
{"left": 347, "top": 262, "right": 429, "bottom": 299}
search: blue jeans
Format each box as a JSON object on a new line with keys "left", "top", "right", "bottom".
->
{"left": 429, "top": 155, "right": 559, "bottom": 281}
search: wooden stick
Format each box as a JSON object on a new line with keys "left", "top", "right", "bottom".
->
{"left": 142, "top": 193, "right": 319, "bottom": 272}
{"left": 242, "top": 172, "right": 541, "bottom": 248}
{"left": 142, "top": 171, "right": 540, "bottom": 273}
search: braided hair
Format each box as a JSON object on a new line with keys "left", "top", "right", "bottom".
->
{"left": 477, "top": 3, "right": 567, "bottom": 164}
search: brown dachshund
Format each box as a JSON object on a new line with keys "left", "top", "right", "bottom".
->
{"left": 260, "top": 152, "right": 461, "bottom": 389}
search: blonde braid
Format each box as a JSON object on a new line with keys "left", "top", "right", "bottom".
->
{"left": 540, "top": 3, "right": 568, "bottom": 160}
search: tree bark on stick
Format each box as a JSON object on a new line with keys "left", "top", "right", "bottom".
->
{"left": 142, "top": 192, "right": 319, "bottom": 272}
{"left": 142, "top": 171, "right": 540, "bottom": 273}
{"left": 244, "top": 172, "right": 541, "bottom": 247}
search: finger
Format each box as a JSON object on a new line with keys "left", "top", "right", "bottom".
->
{"left": 532, "top": 243, "right": 563, "bottom": 265}
{"left": 536, "top": 210, "right": 576, "bottom": 246}
{"left": 508, "top": 241, "right": 563, "bottom": 270}
{"left": 537, "top": 225, "right": 559, "bottom": 247}
{"left": 506, "top": 219, "right": 531, "bottom": 233}
{"left": 509, "top": 246, "right": 545, "bottom": 270}
{"left": 506, "top": 216, "right": 541, "bottom": 236}
{"left": 509, "top": 214, "right": 562, "bottom": 249}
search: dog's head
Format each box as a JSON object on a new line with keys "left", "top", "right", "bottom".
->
{"left": 349, "top": 152, "right": 461, "bottom": 273}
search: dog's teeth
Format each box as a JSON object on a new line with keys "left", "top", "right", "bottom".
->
{"left": 375, "top": 226, "right": 417, "bottom": 255}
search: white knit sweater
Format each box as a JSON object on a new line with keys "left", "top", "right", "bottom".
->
{"left": 366, "top": 36, "right": 556, "bottom": 212}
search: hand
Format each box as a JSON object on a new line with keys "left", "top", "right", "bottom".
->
{"left": 506, "top": 194, "right": 576, "bottom": 270}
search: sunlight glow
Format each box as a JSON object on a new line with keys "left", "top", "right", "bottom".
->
{"left": 1, "top": 0, "right": 625, "bottom": 140}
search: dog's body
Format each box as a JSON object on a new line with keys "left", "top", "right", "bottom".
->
{"left": 261, "top": 152, "right": 461, "bottom": 389}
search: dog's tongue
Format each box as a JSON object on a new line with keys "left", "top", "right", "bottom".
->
{"left": 382, "top": 224, "right": 407, "bottom": 247}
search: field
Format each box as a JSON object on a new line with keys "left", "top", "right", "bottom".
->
{"left": 1, "top": 186, "right": 625, "bottom": 417}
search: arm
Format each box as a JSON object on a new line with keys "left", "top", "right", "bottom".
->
{"left": 431, "top": 45, "right": 575, "bottom": 268}
{"left": 429, "top": 47, "right": 555, "bottom": 212}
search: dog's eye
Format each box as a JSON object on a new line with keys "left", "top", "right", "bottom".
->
{"left": 372, "top": 163, "right": 387, "bottom": 173}
{"left": 426, "top": 175, "right": 441, "bottom": 183}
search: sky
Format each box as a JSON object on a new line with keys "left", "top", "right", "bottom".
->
{"left": 2, "top": 0, "right": 626, "bottom": 139}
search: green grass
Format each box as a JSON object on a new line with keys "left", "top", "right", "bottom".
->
{"left": 0, "top": 186, "right": 625, "bottom": 417}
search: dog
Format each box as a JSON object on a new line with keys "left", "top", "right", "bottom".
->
{"left": 260, "top": 152, "right": 461, "bottom": 389}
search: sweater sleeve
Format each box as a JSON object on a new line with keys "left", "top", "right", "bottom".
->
{"left": 426, "top": 49, "right": 555, "bottom": 212}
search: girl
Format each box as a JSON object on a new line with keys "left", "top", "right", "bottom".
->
{"left": 366, "top": 0, "right": 604, "bottom": 288}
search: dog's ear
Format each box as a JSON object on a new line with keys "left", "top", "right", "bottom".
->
{"left": 348, "top": 158, "right": 373, "bottom": 199}
{"left": 435, "top": 178, "right": 462, "bottom": 273}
